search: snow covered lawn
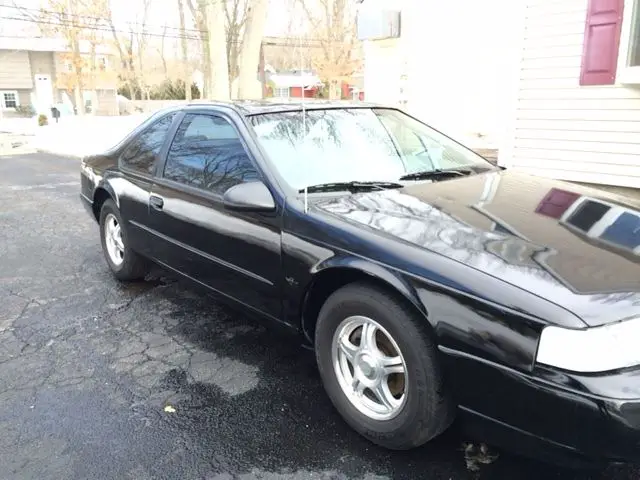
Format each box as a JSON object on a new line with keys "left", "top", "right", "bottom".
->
{"left": 0, "top": 114, "right": 152, "bottom": 158}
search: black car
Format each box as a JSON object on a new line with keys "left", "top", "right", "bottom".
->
{"left": 80, "top": 101, "right": 640, "bottom": 466}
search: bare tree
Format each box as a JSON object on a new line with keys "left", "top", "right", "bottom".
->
{"left": 225, "top": 0, "right": 248, "bottom": 85}
{"left": 157, "top": 23, "right": 169, "bottom": 76}
{"left": 299, "top": 0, "right": 361, "bottom": 99}
{"left": 30, "top": 0, "right": 90, "bottom": 114}
{"left": 236, "top": 0, "right": 268, "bottom": 99}
{"left": 104, "top": 4, "right": 137, "bottom": 100}
{"left": 205, "top": 0, "right": 230, "bottom": 100}
{"left": 177, "top": 0, "right": 192, "bottom": 100}
{"left": 133, "top": 0, "right": 152, "bottom": 101}
{"left": 186, "top": 0, "right": 210, "bottom": 97}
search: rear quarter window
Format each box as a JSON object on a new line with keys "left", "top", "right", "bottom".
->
{"left": 120, "top": 112, "right": 177, "bottom": 175}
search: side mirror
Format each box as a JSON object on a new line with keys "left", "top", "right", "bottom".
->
{"left": 223, "top": 181, "right": 276, "bottom": 212}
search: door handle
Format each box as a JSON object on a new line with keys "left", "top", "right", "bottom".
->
{"left": 150, "top": 194, "right": 164, "bottom": 210}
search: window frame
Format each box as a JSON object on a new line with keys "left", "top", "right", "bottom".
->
{"left": 155, "top": 109, "right": 265, "bottom": 201}
{"left": 273, "top": 87, "right": 290, "bottom": 99}
{"left": 617, "top": 0, "right": 640, "bottom": 84}
{"left": 118, "top": 111, "right": 182, "bottom": 178}
{"left": 0, "top": 90, "right": 20, "bottom": 109}
{"left": 96, "top": 55, "right": 108, "bottom": 71}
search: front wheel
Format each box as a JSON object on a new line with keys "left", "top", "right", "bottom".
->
{"left": 314, "top": 282, "right": 454, "bottom": 450}
{"left": 99, "top": 199, "right": 148, "bottom": 281}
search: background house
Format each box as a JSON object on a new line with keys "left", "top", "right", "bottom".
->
{"left": 0, "top": 37, "right": 119, "bottom": 117}
{"left": 499, "top": 0, "right": 640, "bottom": 190}
{"left": 268, "top": 71, "right": 323, "bottom": 98}
{"left": 356, "top": 0, "right": 519, "bottom": 149}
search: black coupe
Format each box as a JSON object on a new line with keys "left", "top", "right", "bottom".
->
{"left": 80, "top": 101, "right": 640, "bottom": 466}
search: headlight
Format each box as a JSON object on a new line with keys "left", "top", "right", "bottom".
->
{"left": 536, "top": 316, "right": 640, "bottom": 373}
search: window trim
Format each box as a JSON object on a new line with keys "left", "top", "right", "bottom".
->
{"left": 157, "top": 110, "right": 265, "bottom": 198}
{"left": 616, "top": 0, "right": 640, "bottom": 84}
{"left": 0, "top": 90, "right": 20, "bottom": 109}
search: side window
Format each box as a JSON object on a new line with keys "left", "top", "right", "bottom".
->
{"left": 163, "top": 113, "right": 259, "bottom": 194}
{"left": 120, "top": 113, "right": 176, "bottom": 174}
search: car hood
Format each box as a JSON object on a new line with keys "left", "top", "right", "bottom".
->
{"left": 312, "top": 169, "right": 640, "bottom": 327}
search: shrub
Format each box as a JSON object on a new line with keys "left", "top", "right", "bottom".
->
{"left": 118, "top": 79, "right": 201, "bottom": 100}
{"left": 15, "top": 105, "right": 36, "bottom": 117}
{"left": 38, "top": 114, "right": 48, "bottom": 126}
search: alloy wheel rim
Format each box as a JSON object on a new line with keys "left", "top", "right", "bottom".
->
{"left": 104, "top": 213, "right": 124, "bottom": 266}
{"left": 331, "top": 315, "right": 408, "bottom": 421}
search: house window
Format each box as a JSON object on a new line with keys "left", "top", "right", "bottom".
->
{"left": 357, "top": 7, "right": 401, "bottom": 40}
{"left": 629, "top": 2, "right": 640, "bottom": 66}
{"left": 580, "top": 0, "right": 640, "bottom": 85}
{"left": 1, "top": 91, "right": 19, "bottom": 109}
{"left": 97, "top": 55, "right": 108, "bottom": 71}
{"left": 273, "top": 87, "right": 289, "bottom": 98}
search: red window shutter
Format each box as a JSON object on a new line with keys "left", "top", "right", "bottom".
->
{"left": 580, "top": 0, "right": 625, "bottom": 86}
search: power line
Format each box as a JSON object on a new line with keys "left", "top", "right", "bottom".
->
{"left": 0, "top": 2, "right": 205, "bottom": 34}
{"left": 0, "top": 2, "right": 332, "bottom": 47}
{"left": 0, "top": 14, "right": 203, "bottom": 40}
{"left": 0, "top": 17, "right": 327, "bottom": 48}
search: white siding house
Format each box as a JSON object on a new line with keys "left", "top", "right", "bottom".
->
{"left": 357, "top": 0, "right": 519, "bottom": 149}
{"left": 500, "top": 0, "right": 640, "bottom": 189}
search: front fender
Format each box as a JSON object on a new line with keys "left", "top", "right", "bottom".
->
{"left": 299, "top": 253, "right": 430, "bottom": 342}
{"left": 313, "top": 255, "right": 425, "bottom": 313}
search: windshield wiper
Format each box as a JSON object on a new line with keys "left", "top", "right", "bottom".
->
{"left": 398, "top": 168, "right": 474, "bottom": 182}
{"left": 298, "top": 181, "right": 404, "bottom": 194}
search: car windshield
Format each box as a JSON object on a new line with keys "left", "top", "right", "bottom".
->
{"left": 247, "top": 107, "right": 493, "bottom": 191}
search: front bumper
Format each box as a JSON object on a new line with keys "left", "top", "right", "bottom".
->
{"left": 442, "top": 349, "right": 640, "bottom": 466}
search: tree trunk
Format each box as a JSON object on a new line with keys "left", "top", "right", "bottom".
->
{"left": 205, "top": 0, "right": 230, "bottom": 100}
{"left": 73, "top": 85, "right": 83, "bottom": 116}
{"left": 89, "top": 42, "right": 97, "bottom": 115}
{"left": 71, "top": 48, "right": 85, "bottom": 115}
{"left": 177, "top": 0, "right": 192, "bottom": 101}
{"left": 190, "top": 0, "right": 211, "bottom": 98}
{"left": 237, "top": 0, "right": 269, "bottom": 100}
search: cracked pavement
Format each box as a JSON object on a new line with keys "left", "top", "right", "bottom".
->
{"left": 0, "top": 152, "right": 638, "bottom": 480}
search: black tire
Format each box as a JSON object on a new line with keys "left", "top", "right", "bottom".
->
{"left": 314, "top": 281, "right": 454, "bottom": 450}
{"left": 99, "top": 198, "right": 148, "bottom": 281}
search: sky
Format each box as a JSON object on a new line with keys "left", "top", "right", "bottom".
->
{"left": 0, "top": 0, "right": 300, "bottom": 38}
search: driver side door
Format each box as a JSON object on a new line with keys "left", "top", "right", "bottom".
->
{"left": 147, "top": 111, "right": 283, "bottom": 320}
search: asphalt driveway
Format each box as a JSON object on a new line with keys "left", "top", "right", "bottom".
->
{"left": 0, "top": 152, "right": 637, "bottom": 480}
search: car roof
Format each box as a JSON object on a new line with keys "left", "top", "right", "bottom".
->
{"left": 165, "top": 99, "right": 388, "bottom": 116}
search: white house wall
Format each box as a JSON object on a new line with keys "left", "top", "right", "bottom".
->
{"left": 0, "top": 50, "right": 33, "bottom": 89}
{"left": 500, "top": 0, "right": 640, "bottom": 188}
{"left": 362, "top": 0, "right": 516, "bottom": 148}
{"left": 363, "top": 39, "right": 402, "bottom": 106}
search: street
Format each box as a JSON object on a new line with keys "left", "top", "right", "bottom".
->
{"left": 0, "top": 152, "right": 637, "bottom": 480}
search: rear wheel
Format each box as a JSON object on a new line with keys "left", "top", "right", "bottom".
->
{"left": 314, "top": 282, "right": 454, "bottom": 450}
{"left": 99, "top": 199, "right": 148, "bottom": 281}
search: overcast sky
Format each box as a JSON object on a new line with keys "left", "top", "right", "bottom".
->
{"left": 0, "top": 0, "right": 300, "bottom": 38}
